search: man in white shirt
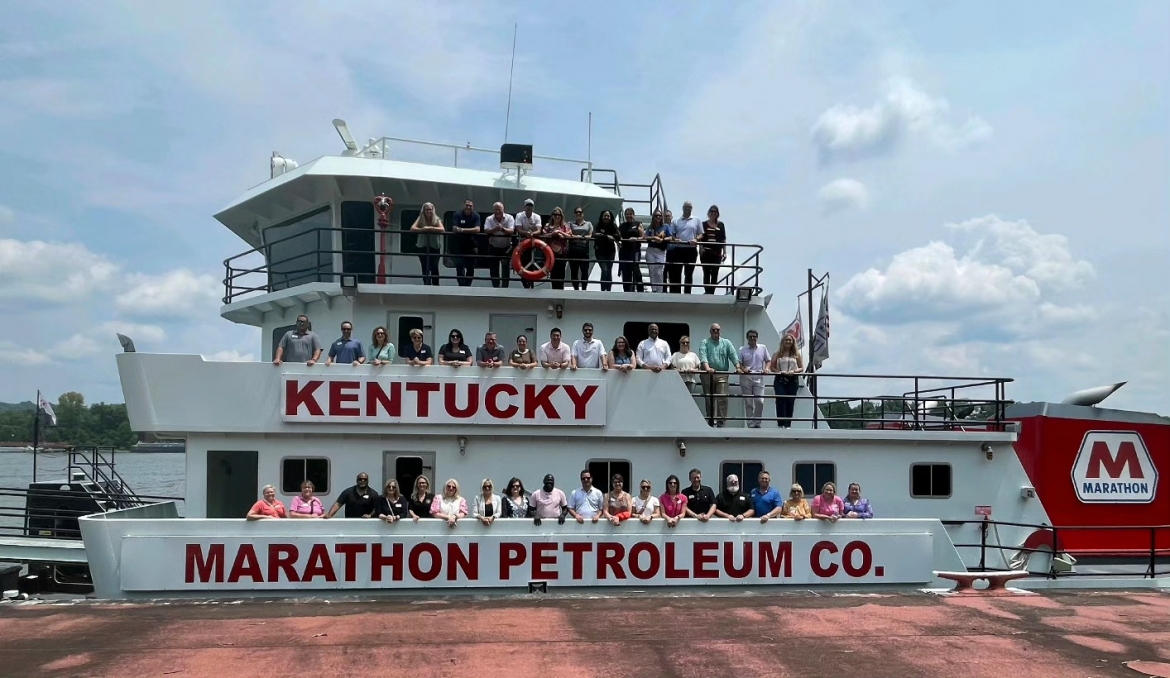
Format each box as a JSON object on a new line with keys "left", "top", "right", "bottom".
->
{"left": 667, "top": 201, "right": 702, "bottom": 294}
{"left": 539, "top": 327, "right": 571, "bottom": 369}
{"left": 567, "top": 469, "right": 605, "bottom": 523}
{"left": 636, "top": 323, "right": 672, "bottom": 373}
{"left": 515, "top": 198, "right": 543, "bottom": 289}
{"left": 483, "top": 202, "right": 515, "bottom": 288}
{"left": 571, "top": 322, "right": 607, "bottom": 371}
{"left": 736, "top": 329, "right": 771, "bottom": 428}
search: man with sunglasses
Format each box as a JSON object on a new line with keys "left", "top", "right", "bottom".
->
{"left": 273, "top": 314, "right": 322, "bottom": 366}
{"left": 698, "top": 323, "right": 740, "bottom": 427}
{"left": 326, "top": 320, "right": 365, "bottom": 366}
{"left": 571, "top": 322, "right": 607, "bottom": 371}
{"left": 325, "top": 472, "right": 378, "bottom": 519}
{"left": 567, "top": 470, "right": 604, "bottom": 524}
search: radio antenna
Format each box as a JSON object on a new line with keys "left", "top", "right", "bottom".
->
{"left": 504, "top": 22, "right": 518, "bottom": 143}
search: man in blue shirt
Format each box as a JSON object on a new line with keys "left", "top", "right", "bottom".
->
{"left": 453, "top": 199, "right": 482, "bottom": 287}
{"left": 750, "top": 470, "right": 784, "bottom": 523}
{"left": 326, "top": 321, "right": 365, "bottom": 366}
{"left": 667, "top": 201, "right": 702, "bottom": 294}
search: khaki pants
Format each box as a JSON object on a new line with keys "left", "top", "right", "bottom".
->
{"left": 702, "top": 372, "right": 729, "bottom": 426}
{"left": 740, "top": 374, "right": 765, "bottom": 427}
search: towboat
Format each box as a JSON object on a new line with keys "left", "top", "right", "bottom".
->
{"left": 61, "top": 123, "right": 1165, "bottom": 599}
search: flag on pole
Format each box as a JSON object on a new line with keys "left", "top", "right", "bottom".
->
{"left": 781, "top": 305, "right": 805, "bottom": 350}
{"left": 37, "top": 392, "right": 57, "bottom": 426}
{"left": 811, "top": 280, "right": 830, "bottom": 369}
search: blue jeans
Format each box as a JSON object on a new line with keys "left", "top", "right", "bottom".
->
{"left": 774, "top": 375, "right": 799, "bottom": 427}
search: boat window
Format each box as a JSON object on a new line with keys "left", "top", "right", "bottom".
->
{"left": 281, "top": 457, "right": 330, "bottom": 495}
{"left": 793, "top": 462, "right": 836, "bottom": 496}
{"left": 340, "top": 201, "right": 377, "bottom": 283}
{"left": 586, "top": 459, "right": 631, "bottom": 494}
{"left": 910, "top": 463, "right": 952, "bottom": 498}
{"left": 720, "top": 461, "right": 764, "bottom": 494}
{"left": 271, "top": 324, "right": 295, "bottom": 361}
{"left": 399, "top": 209, "right": 428, "bottom": 255}
{"left": 265, "top": 206, "right": 333, "bottom": 291}
{"left": 622, "top": 322, "right": 690, "bottom": 354}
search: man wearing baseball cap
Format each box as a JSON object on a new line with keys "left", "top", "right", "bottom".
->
{"left": 515, "top": 198, "right": 543, "bottom": 288}
{"left": 715, "top": 474, "right": 755, "bottom": 521}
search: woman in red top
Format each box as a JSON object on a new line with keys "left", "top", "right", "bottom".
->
{"left": 542, "top": 207, "right": 572, "bottom": 290}
{"left": 659, "top": 474, "right": 688, "bottom": 528}
{"left": 247, "top": 484, "right": 286, "bottom": 520}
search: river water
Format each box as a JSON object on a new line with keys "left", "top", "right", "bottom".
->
{"left": 0, "top": 449, "right": 186, "bottom": 530}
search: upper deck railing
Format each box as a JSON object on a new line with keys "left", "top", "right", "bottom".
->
{"left": 223, "top": 228, "right": 763, "bottom": 304}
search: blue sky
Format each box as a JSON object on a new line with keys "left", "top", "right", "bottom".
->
{"left": 1, "top": 0, "right": 1167, "bottom": 413}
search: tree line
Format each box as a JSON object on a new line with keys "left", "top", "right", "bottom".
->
{"left": 0, "top": 392, "right": 136, "bottom": 449}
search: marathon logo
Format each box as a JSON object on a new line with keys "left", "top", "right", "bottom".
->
{"left": 1071, "top": 431, "right": 1158, "bottom": 504}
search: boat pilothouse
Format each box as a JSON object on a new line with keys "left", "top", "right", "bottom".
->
{"left": 81, "top": 119, "right": 1166, "bottom": 600}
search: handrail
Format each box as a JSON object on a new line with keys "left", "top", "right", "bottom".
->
{"left": 223, "top": 226, "right": 763, "bottom": 304}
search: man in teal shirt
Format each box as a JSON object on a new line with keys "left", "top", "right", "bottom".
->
{"left": 698, "top": 323, "right": 739, "bottom": 427}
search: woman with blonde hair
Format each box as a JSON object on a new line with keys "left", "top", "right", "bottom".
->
{"left": 769, "top": 333, "right": 804, "bottom": 428}
{"left": 247, "top": 484, "right": 286, "bottom": 520}
{"left": 670, "top": 335, "right": 701, "bottom": 393}
{"left": 407, "top": 475, "right": 435, "bottom": 521}
{"left": 430, "top": 478, "right": 468, "bottom": 528}
{"left": 780, "top": 483, "right": 811, "bottom": 520}
{"left": 288, "top": 480, "right": 324, "bottom": 518}
{"left": 472, "top": 478, "right": 502, "bottom": 526}
{"left": 410, "top": 202, "right": 446, "bottom": 286}
{"left": 369, "top": 326, "right": 396, "bottom": 365}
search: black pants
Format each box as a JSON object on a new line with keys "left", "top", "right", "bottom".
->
{"left": 666, "top": 246, "right": 698, "bottom": 294}
{"left": 550, "top": 256, "right": 567, "bottom": 290}
{"left": 596, "top": 252, "right": 615, "bottom": 291}
{"left": 455, "top": 255, "right": 476, "bottom": 286}
{"left": 700, "top": 252, "right": 722, "bottom": 294}
{"left": 567, "top": 249, "right": 590, "bottom": 290}
{"left": 489, "top": 245, "right": 511, "bottom": 288}
{"left": 618, "top": 249, "right": 643, "bottom": 292}
{"left": 774, "top": 375, "right": 799, "bottom": 428}
{"left": 417, "top": 248, "right": 440, "bottom": 286}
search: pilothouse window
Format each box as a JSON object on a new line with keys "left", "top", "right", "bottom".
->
{"left": 265, "top": 206, "right": 333, "bottom": 291}
{"left": 720, "top": 461, "right": 764, "bottom": 494}
{"left": 910, "top": 463, "right": 952, "bottom": 498}
{"left": 281, "top": 458, "right": 330, "bottom": 494}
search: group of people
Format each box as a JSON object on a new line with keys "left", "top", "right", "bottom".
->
{"left": 395, "top": 194, "right": 729, "bottom": 292}
{"left": 248, "top": 469, "right": 875, "bottom": 527}
{"left": 274, "top": 316, "right": 809, "bottom": 428}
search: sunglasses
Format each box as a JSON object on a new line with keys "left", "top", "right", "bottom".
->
{"left": 668, "top": 481, "right": 679, "bottom": 485}
{"left": 641, "top": 485, "right": 651, "bottom": 490}
{"left": 574, "top": 210, "right": 583, "bottom": 214}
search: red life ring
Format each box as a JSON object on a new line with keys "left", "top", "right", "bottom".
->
{"left": 512, "top": 238, "right": 555, "bottom": 281}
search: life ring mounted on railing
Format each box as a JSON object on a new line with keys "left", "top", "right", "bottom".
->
{"left": 511, "top": 238, "right": 555, "bottom": 281}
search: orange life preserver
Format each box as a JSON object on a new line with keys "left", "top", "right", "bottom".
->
{"left": 511, "top": 238, "right": 555, "bottom": 281}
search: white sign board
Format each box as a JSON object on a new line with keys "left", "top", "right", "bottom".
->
{"left": 1071, "top": 431, "right": 1157, "bottom": 503}
{"left": 121, "top": 533, "right": 934, "bottom": 591}
{"left": 281, "top": 375, "right": 606, "bottom": 426}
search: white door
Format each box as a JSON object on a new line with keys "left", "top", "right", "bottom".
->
{"left": 490, "top": 313, "right": 537, "bottom": 351}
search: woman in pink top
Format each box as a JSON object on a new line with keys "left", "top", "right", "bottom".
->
{"left": 811, "top": 481, "right": 846, "bottom": 523}
{"left": 246, "top": 485, "right": 286, "bottom": 520}
{"left": 659, "top": 474, "right": 688, "bottom": 528}
{"left": 289, "top": 480, "right": 324, "bottom": 518}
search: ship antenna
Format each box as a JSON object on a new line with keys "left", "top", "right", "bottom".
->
{"left": 504, "top": 22, "right": 518, "bottom": 143}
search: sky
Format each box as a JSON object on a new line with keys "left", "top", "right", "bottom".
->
{"left": 1, "top": 0, "right": 1167, "bottom": 414}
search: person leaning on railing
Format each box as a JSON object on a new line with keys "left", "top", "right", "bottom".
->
{"left": 515, "top": 199, "right": 543, "bottom": 290}
{"left": 592, "top": 209, "right": 619, "bottom": 291}
{"left": 811, "top": 482, "right": 846, "bottom": 523}
{"left": 780, "top": 484, "right": 812, "bottom": 520}
{"left": 607, "top": 336, "right": 638, "bottom": 372}
{"left": 667, "top": 201, "right": 701, "bottom": 294}
{"left": 768, "top": 333, "right": 804, "bottom": 428}
{"left": 376, "top": 480, "right": 410, "bottom": 523}
{"left": 644, "top": 210, "right": 671, "bottom": 293}
{"left": 697, "top": 205, "right": 727, "bottom": 295}
{"left": 452, "top": 199, "right": 481, "bottom": 287}
{"left": 543, "top": 207, "right": 572, "bottom": 290}
{"left": 368, "top": 326, "right": 396, "bottom": 366}
{"left": 617, "top": 208, "right": 644, "bottom": 292}
{"left": 698, "top": 323, "right": 740, "bottom": 428}
{"left": 438, "top": 328, "right": 473, "bottom": 367}
{"left": 273, "top": 314, "right": 321, "bottom": 366}
{"left": 670, "top": 336, "right": 701, "bottom": 393}
{"left": 476, "top": 332, "right": 506, "bottom": 368}
{"left": 842, "top": 483, "right": 873, "bottom": 519}
{"left": 400, "top": 328, "right": 433, "bottom": 366}
{"left": 484, "top": 202, "right": 516, "bottom": 288}
{"left": 567, "top": 207, "right": 593, "bottom": 291}
{"left": 288, "top": 480, "right": 324, "bottom": 519}
{"left": 410, "top": 202, "right": 445, "bottom": 287}
{"left": 509, "top": 334, "right": 537, "bottom": 369}
{"left": 247, "top": 485, "right": 286, "bottom": 520}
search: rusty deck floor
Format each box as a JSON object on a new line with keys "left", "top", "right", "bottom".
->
{"left": 1, "top": 589, "right": 1168, "bottom": 677}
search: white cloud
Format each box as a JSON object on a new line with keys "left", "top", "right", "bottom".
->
{"left": 947, "top": 216, "right": 1094, "bottom": 291}
{"left": 204, "top": 350, "right": 255, "bottom": 362}
{"left": 819, "top": 178, "right": 871, "bottom": 214}
{"left": 812, "top": 78, "right": 992, "bottom": 163}
{"left": 54, "top": 322, "right": 167, "bottom": 360}
{"left": 0, "top": 343, "right": 53, "bottom": 366}
{"left": 117, "top": 270, "right": 222, "bottom": 318}
{"left": 0, "top": 238, "right": 120, "bottom": 304}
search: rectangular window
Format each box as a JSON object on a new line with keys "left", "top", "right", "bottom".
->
{"left": 399, "top": 209, "right": 424, "bottom": 255}
{"left": 340, "top": 201, "right": 377, "bottom": 283}
{"left": 793, "top": 462, "right": 836, "bottom": 496}
{"left": 720, "top": 461, "right": 764, "bottom": 494}
{"left": 910, "top": 463, "right": 952, "bottom": 498}
{"left": 622, "top": 322, "right": 690, "bottom": 355}
{"left": 265, "top": 206, "right": 333, "bottom": 291}
{"left": 586, "top": 459, "right": 631, "bottom": 494}
{"left": 281, "top": 458, "right": 330, "bottom": 494}
{"left": 271, "top": 324, "right": 294, "bottom": 361}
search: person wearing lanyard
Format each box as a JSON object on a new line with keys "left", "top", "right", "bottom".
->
{"left": 737, "top": 329, "right": 771, "bottom": 428}
{"left": 698, "top": 323, "right": 740, "bottom": 428}
{"left": 483, "top": 202, "right": 515, "bottom": 288}
{"left": 515, "top": 198, "right": 543, "bottom": 289}
{"left": 667, "top": 201, "right": 701, "bottom": 294}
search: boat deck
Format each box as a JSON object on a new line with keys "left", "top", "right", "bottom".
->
{"left": 2, "top": 589, "right": 1168, "bottom": 677}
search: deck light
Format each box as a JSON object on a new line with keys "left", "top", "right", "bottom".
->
{"left": 734, "top": 287, "right": 753, "bottom": 303}
{"left": 527, "top": 581, "right": 547, "bottom": 594}
{"left": 676, "top": 438, "right": 686, "bottom": 457}
{"left": 340, "top": 275, "right": 357, "bottom": 291}
{"left": 458, "top": 436, "right": 468, "bottom": 456}
{"left": 981, "top": 443, "right": 993, "bottom": 460}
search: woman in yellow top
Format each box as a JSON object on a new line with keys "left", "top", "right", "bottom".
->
{"left": 780, "top": 483, "right": 811, "bottom": 520}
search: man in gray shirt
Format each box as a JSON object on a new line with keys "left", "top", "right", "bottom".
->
{"left": 273, "top": 315, "right": 323, "bottom": 365}
{"left": 667, "top": 201, "right": 702, "bottom": 294}
{"left": 476, "top": 332, "right": 506, "bottom": 368}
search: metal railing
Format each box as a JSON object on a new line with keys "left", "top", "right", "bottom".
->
{"left": 0, "top": 486, "right": 184, "bottom": 540}
{"left": 582, "top": 169, "right": 668, "bottom": 215}
{"left": 223, "top": 227, "right": 763, "bottom": 304}
{"left": 947, "top": 518, "right": 1170, "bottom": 579}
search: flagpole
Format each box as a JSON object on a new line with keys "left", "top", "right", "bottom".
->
{"left": 32, "top": 390, "right": 40, "bottom": 483}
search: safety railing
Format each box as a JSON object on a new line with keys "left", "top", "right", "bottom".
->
{"left": 0, "top": 486, "right": 185, "bottom": 540}
{"left": 946, "top": 518, "right": 1170, "bottom": 579}
{"left": 582, "top": 169, "right": 669, "bottom": 215}
{"left": 223, "top": 227, "right": 763, "bottom": 304}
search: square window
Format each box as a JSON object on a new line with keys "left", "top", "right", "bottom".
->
{"left": 910, "top": 463, "right": 951, "bottom": 498}
{"left": 793, "top": 462, "right": 836, "bottom": 496}
{"left": 720, "top": 461, "right": 764, "bottom": 494}
{"left": 282, "top": 458, "right": 330, "bottom": 494}
{"left": 586, "top": 460, "right": 631, "bottom": 494}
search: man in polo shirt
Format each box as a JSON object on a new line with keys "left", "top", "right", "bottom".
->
{"left": 567, "top": 469, "right": 604, "bottom": 523}
{"left": 484, "top": 202, "right": 515, "bottom": 288}
{"left": 540, "top": 327, "right": 571, "bottom": 369}
{"left": 453, "top": 199, "right": 482, "bottom": 287}
{"left": 571, "top": 322, "right": 607, "bottom": 371}
{"left": 667, "top": 201, "right": 702, "bottom": 294}
{"left": 751, "top": 470, "right": 784, "bottom": 523}
{"left": 529, "top": 474, "right": 568, "bottom": 525}
{"left": 736, "top": 329, "right": 770, "bottom": 428}
{"left": 326, "top": 320, "right": 365, "bottom": 366}
{"left": 273, "top": 314, "right": 322, "bottom": 366}
{"left": 698, "top": 323, "right": 740, "bottom": 427}
{"left": 325, "top": 472, "right": 378, "bottom": 519}
{"left": 476, "top": 332, "right": 506, "bottom": 368}
{"left": 715, "top": 474, "right": 755, "bottom": 521}
{"left": 682, "top": 468, "right": 717, "bottom": 522}
{"left": 515, "top": 198, "right": 543, "bottom": 289}
{"left": 636, "top": 323, "right": 672, "bottom": 373}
